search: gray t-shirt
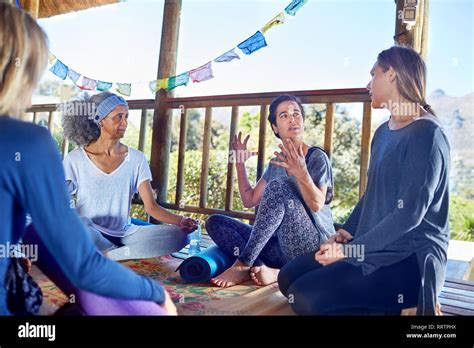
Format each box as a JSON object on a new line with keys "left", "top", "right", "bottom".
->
{"left": 262, "top": 146, "right": 335, "bottom": 240}
{"left": 63, "top": 147, "right": 152, "bottom": 237}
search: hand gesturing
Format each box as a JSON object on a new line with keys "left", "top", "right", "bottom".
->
{"left": 231, "top": 132, "right": 258, "bottom": 164}
{"left": 271, "top": 138, "right": 308, "bottom": 179}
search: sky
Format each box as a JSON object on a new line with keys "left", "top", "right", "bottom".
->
{"left": 35, "top": 0, "right": 473, "bottom": 104}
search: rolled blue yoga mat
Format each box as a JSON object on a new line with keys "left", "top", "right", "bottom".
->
{"left": 177, "top": 246, "right": 236, "bottom": 283}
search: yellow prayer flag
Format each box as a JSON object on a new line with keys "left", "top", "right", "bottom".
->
{"left": 261, "top": 12, "right": 285, "bottom": 34}
{"left": 149, "top": 78, "right": 169, "bottom": 93}
{"left": 48, "top": 52, "right": 56, "bottom": 63}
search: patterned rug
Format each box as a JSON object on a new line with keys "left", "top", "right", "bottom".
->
{"left": 32, "top": 255, "right": 294, "bottom": 316}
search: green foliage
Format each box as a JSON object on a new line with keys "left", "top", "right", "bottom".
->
{"left": 130, "top": 204, "right": 148, "bottom": 221}
{"left": 449, "top": 195, "right": 474, "bottom": 241}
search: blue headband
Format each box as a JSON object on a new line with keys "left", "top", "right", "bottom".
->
{"left": 93, "top": 95, "right": 128, "bottom": 124}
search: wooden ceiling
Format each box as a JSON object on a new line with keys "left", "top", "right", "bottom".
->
{"left": 19, "top": 0, "right": 119, "bottom": 18}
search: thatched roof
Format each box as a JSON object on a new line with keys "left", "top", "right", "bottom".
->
{"left": 20, "top": 0, "right": 119, "bottom": 18}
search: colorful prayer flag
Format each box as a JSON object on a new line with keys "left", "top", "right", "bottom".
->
{"left": 49, "top": 60, "right": 68, "bottom": 80}
{"left": 149, "top": 78, "right": 169, "bottom": 93}
{"left": 214, "top": 48, "right": 240, "bottom": 63}
{"left": 48, "top": 52, "right": 57, "bottom": 64}
{"left": 237, "top": 31, "right": 268, "bottom": 55}
{"left": 116, "top": 83, "right": 132, "bottom": 96}
{"left": 97, "top": 80, "right": 113, "bottom": 92}
{"left": 67, "top": 69, "right": 81, "bottom": 84}
{"left": 189, "top": 62, "right": 214, "bottom": 83}
{"left": 261, "top": 12, "right": 286, "bottom": 34}
{"left": 167, "top": 72, "right": 190, "bottom": 90}
{"left": 79, "top": 76, "right": 97, "bottom": 91}
{"left": 284, "top": 0, "right": 308, "bottom": 16}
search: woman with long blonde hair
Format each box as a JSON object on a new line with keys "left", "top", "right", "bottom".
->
{"left": 0, "top": 3, "right": 175, "bottom": 315}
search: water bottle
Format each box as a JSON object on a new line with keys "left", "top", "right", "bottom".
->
{"left": 188, "top": 225, "right": 202, "bottom": 256}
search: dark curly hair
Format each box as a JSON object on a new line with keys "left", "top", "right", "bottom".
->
{"left": 61, "top": 92, "right": 116, "bottom": 146}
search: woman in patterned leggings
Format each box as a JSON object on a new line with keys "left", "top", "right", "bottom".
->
{"left": 205, "top": 94, "right": 335, "bottom": 287}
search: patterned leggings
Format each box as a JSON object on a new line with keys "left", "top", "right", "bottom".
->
{"left": 205, "top": 177, "right": 325, "bottom": 268}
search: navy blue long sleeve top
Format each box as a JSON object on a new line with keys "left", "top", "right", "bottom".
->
{"left": 342, "top": 118, "right": 450, "bottom": 308}
{"left": 0, "top": 117, "right": 165, "bottom": 315}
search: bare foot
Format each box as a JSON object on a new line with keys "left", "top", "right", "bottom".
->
{"left": 210, "top": 261, "right": 250, "bottom": 288}
{"left": 250, "top": 265, "right": 280, "bottom": 286}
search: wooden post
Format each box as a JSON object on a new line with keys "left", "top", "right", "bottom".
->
{"left": 394, "top": 0, "right": 429, "bottom": 59}
{"left": 150, "top": 0, "right": 182, "bottom": 204}
{"left": 419, "top": 0, "right": 430, "bottom": 59}
{"left": 359, "top": 102, "right": 372, "bottom": 197}
{"left": 199, "top": 107, "right": 213, "bottom": 208}
{"left": 175, "top": 107, "right": 188, "bottom": 207}
{"left": 225, "top": 106, "right": 239, "bottom": 211}
{"left": 47, "top": 111, "right": 53, "bottom": 132}
{"left": 394, "top": 0, "right": 414, "bottom": 47}
{"left": 22, "top": 0, "right": 40, "bottom": 18}
{"left": 138, "top": 109, "right": 148, "bottom": 152}
{"left": 254, "top": 105, "right": 268, "bottom": 218}
{"left": 61, "top": 138, "right": 69, "bottom": 159}
{"left": 323, "top": 103, "right": 335, "bottom": 158}
{"left": 256, "top": 105, "right": 268, "bottom": 181}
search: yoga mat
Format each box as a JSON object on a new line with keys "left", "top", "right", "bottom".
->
{"left": 177, "top": 246, "right": 236, "bottom": 283}
{"left": 130, "top": 218, "right": 151, "bottom": 226}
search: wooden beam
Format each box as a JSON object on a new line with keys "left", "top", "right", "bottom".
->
{"left": 162, "top": 202, "right": 255, "bottom": 221}
{"left": 323, "top": 103, "right": 335, "bottom": 158}
{"left": 22, "top": 0, "right": 40, "bottom": 18}
{"left": 150, "top": 0, "right": 182, "bottom": 203}
{"left": 165, "top": 88, "right": 371, "bottom": 109}
{"left": 132, "top": 195, "right": 256, "bottom": 221}
{"left": 359, "top": 102, "right": 372, "bottom": 197}
{"left": 28, "top": 89, "right": 370, "bottom": 113}
{"left": 199, "top": 107, "right": 212, "bottom": 208}
{"left": 225, "top": 106, "right": 239, "bottom": 211}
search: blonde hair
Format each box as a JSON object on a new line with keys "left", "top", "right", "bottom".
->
{"left": 377, "top": 45, "right": 435, "bottom": 116}
{"left": 0, "top": 3, "right": 49, "bottom": 117}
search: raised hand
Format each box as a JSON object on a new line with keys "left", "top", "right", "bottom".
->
{"left": 270, "top": 138, "right": 308, "bottom": 179}
{"left": 231, "top": 132, "right": 258, "bottom": 164}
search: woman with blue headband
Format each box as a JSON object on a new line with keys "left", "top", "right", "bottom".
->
{"left": 61, "top": 92, "right": 199, "bottom": 260}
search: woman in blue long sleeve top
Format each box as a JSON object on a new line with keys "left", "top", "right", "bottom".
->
{"left": 278, "top": 46, "right": 450, "bottom": 315}
{"left": 0, "top": 3, "right": 173, "bottom": 315}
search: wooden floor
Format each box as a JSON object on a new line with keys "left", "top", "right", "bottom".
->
{"left": 439, "top": 278, "right": 474, "bottom": 316}
{"left": 172, "top": 234, "right": 474, "bottom": 316}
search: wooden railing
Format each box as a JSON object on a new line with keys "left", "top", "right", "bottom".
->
{"left": 27, "top": 88, "right": 373, "bottom": 222}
